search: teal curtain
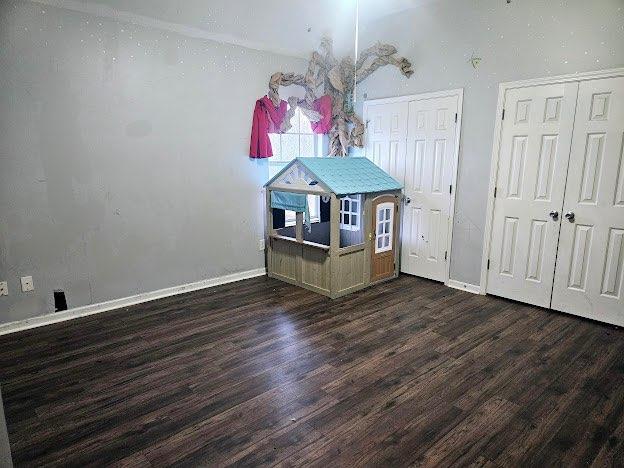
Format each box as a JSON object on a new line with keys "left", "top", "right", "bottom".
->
{"left": 270, "top": 191, "right": 311, "bottom": 232}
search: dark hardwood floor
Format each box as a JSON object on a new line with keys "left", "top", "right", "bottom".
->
{"left": 1, "top": 274, "right": 624, "bottom": 467}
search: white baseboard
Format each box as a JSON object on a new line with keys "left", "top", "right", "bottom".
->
{"left": 446, "top": 279, "right": 482, "bottom": 295}
{"left": 0, "top": 268, "right": 266, "bottom": 336}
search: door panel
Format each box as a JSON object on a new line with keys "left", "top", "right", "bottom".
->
{"left": 401, "top": 96, "right": 459, "bottom": 281}
{"left": 487, "top": 82, "right": 578, "bottom": 307}
{"left": 365, "top": 102, "right": 408, "bottom": 182}
{"left": 551, "top": 77, "right": 624, "bottom": 325}
{"left": 371, "top": 196, "right": 398, "bottom": 282}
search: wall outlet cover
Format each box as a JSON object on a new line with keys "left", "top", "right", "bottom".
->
{"left": 21, "top": 276, "right": 34, "bottom": 292}
{"left": 0, "top": 281, "right": 7, "bottom": 296}
{"left": 258, "top": 239, "right": 265, "bottom": 251}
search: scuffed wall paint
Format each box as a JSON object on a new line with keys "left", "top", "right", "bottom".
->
{"left": 356, "top": 0, "right": 624, "bottom": 286}
{"left": 0, "top": 1, "right": 306, "bottom": 323}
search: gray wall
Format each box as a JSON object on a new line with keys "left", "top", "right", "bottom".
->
{"left": 357, "top": 0, "right": 624, "bottom": 286}
{"left": 0, "top": 1, "right": 306, "bottom": 323}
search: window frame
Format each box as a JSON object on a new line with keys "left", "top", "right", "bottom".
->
{"left": 339, "top": 194, "right": 362, "bottom": 232}
{"left": 268, "top": 107, "right": 324, "bottom": 226}
{"left": 375, "top": 202, "right": 394, "bottom": 254}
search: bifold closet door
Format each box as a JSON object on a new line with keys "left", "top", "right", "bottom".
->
{"left": 486, "top": 82, "right": 578, "bottom": 307}
{"left": 551, "top": 77, "right": 624, "bottom": 325}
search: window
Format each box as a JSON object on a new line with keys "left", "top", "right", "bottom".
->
{"left": 340, "top": 195, "right": 361, "bottom": 231}
{"left": 269, "top": 107, "right": 323, "bottom": 225}
{"left": 375, "top": 202, "right": 394, "bottom": 253}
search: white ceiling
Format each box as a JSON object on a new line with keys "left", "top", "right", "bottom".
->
{"left": 37, "top": 0, "right": 436, "bottom": 57}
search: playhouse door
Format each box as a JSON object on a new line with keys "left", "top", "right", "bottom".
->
{"left": 371, "top": 195, "right": 398, "bottom": 282}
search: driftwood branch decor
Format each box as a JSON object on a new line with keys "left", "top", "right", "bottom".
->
{"left": 268, "top": 38, "right": 413, "bottom": 156}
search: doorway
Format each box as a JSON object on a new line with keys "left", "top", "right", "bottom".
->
{"left": 364, "top": 89, "right": 463, "bottom": 284}
{"left": 482, "top": 69, "right": 624, "bottom": 326}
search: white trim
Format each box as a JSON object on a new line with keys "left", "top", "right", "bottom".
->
{"left": 0, "top": 268, "right": 267, "bottom": 336}
{"left": 447, "top": 279, "right": 482, "bottom": 295}
{"left": 29, "top": 0, "right": 306, "bottom": 59}
{"left": 363, "top": 88, "right": 465, "bottom": 106}
{"left": 480, "top": 82, "right": 507, "bottom": 294}
{"left": 363, "top": 87, "right": 464, "bottom": 285}
{"left": 479, "top": 67, "right": 624, "bottom": 295}
{"left": 495, "top": 68, "right": 624, "bottom": 89}
{"left": 446, "top": 90, "right": 463, "bottom": 286}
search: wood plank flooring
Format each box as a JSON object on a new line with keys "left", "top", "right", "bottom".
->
{"left": 1, "top": 274, "right": 624, "bottom": 467}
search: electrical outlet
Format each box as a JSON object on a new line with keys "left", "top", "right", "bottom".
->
{"left": 258, "top": 238, "right": 265, "bottom": 251}
{"left": 21, "top": 276, "right": 34, "bottom": 292}
{"left": 0, "top": 281, "right": 7, "bottom": 296}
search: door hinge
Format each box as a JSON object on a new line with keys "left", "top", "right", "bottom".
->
{"left": 487, "top": 259, "right": 491, "bottom": 270}
{"left": 444, "top": 251, "right": 448, "bottom": 261}
{"left": 455, "top": 113, "right": 458, "bottom": 123}
{"left": 449, "top": 184, "right": 453, "bottom": 194}
{"left": 493, "top": 186, "right": 497, "bottom": 198}
{"left": 501, "top": 109, "right": 505, "bottom": 120}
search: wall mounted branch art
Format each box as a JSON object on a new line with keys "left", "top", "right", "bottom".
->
{"left": 268, "top": 38, "right": 413, "bottom": 156}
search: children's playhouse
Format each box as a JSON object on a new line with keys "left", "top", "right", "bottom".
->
{"left": 264, "top": 157, "right": 403, "bottom": 298}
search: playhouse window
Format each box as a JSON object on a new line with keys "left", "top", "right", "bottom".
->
{"left": 339, "top": 194, "right": 364, "bottom": 248}
{"left": 375, "top": 202, "right": 394, "bottom": 254}
{"left": 339, "top": 195, "right": 361, "bottom": 231}
{"left": 283, "top": 196, "right": 320, "bottom": 227}
{"left": 274, "top": 194, "right": 330, "bottom": 247}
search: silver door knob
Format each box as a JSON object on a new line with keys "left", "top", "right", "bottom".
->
{"left": 549, "top": 211, "right": 559, "bottom": 221}
{"left": 565, "top": 211, "right": 575, "bottom": 222}
{"left": 405, "top": 197, "right": 411, "bottom": 205}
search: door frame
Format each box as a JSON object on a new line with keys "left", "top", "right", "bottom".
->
{"left": 363, "top": 88, "right": 464, "bottom": 286}
{"left": 479, "top": 67, "right": 624, "bottom": 294}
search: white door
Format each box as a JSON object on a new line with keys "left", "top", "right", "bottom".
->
{"left": 486, "top": 83, "right": 578, "bottom": 307}
{"left": 365, "top": 102, "right": 408, "bottom": 182}
{"left": 551, "top": 77, "right": 624, "bottom": 325}
{"left": 401, "top": 95, "right": 460, "bottom": 281}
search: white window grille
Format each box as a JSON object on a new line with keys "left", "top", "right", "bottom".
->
{"left": 375, "top": 202, "right": 394, "bottom": 253}
{"left": 339, "top": 195, "right": 362, "bottom": 231}
{"left": 268, "top": 108, "right": 323, "bottom": 225}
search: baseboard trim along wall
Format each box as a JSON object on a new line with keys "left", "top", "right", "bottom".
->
{"left": 447, "top": 279, "right": 482, "bottom": 295}
{"left": 0, "top": 268, "right": 267, "bottom": 337}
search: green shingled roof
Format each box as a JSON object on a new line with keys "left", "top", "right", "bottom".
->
{"left": 266, "top": 157, "right": 402, "bottom": 196}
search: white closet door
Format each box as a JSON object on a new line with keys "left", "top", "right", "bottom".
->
{"left": 365, "top": 102, "right": 408, "bottom": 182}
{"left": 551, "top": 77, "right": 624, "bottom": 325}
{"left": 401, "top": 96, "right": 458, "bottom": 281}
{"left": 487, "top": 83, "right": 578, "bottom": 307}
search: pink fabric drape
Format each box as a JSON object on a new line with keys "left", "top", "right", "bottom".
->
{"left": 249, "top": 96, "right": 288, "bottom": 158}
{"left": 310, "top": 95, "right": 332, "bottom": 134}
